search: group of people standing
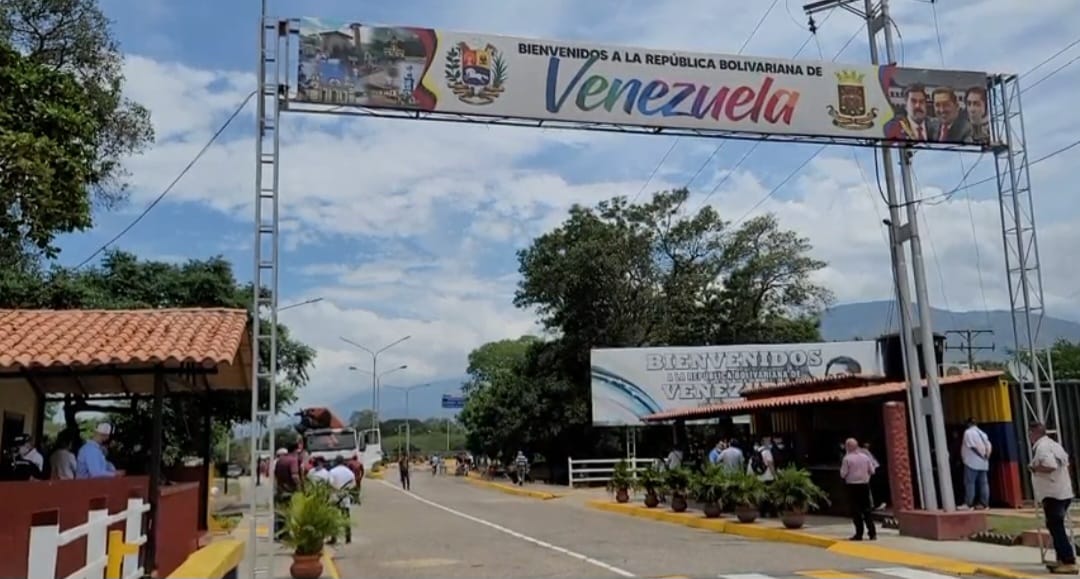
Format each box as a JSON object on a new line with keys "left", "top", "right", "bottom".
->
{"left": 2, "top": 423, "right": 120, "bottom": 481}
{"left": 273, "top": 442, "right": 358, "bottom": 544}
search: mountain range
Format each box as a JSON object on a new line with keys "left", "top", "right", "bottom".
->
{"left": 328, "top": 301, "right": 1080, "bottom": 419}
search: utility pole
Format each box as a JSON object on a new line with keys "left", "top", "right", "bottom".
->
{"left": 804, "top": 0, "right": 955, "bottom": 511}
{"left": 945, "top": 329, "right": 995, "bottom": 369}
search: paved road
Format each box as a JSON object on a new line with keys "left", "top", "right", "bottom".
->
{"left": 331, "top": 475, "right": 980, "bottom": 579}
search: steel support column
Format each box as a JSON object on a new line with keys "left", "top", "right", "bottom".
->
{"left": 989, "top": 75, "right": 1060, "bottom": 440}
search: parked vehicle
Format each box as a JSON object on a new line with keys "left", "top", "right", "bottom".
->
{"left": 294, "top": 408, "right": 382, "bottom": 477}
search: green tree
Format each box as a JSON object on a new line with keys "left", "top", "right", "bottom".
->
{"left": 0, "top": 42, "right": 101, "bottom": 266}
{"left": 462, "top": 190, "right": 831, "bottom": 469}
{"left": 1014, "top": 339, "right": 1080, "bottom": 381}
{"left": 0, "top": 249, "right": 316, "bottom": 464}
{"left": 348, "top": 409, "right": 376, "bottom": 430}
{"left": 462, "top": 336, "right": 538, "bottom": 395}
{"left": 0, "top": 0, "right": 154, "bottom": 203}
{"left": 514, "top": 189, "right": 830, "bottom": 350}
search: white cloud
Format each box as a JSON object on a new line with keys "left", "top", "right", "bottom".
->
{"left": 102, "top": 0, "right": 1080, "bottom": 409}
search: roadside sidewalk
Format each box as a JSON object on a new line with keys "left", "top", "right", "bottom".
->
{"left": 463, "top": 471, "right": 569, "bottom": 499}
{"left": 588, "top": 500, "right": 1056, "bottom": 578}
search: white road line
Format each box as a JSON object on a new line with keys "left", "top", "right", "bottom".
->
{"left": 868, "top": 568, "right": 960, "bottom": 579}
{"left": 378, "top": 480, "right": 636, "bottom": 577}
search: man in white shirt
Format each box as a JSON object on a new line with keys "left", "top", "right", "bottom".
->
{"left": 961, "top": 418, "right": 992, "bottom": 510}
{"left": 718, "top": 441, "right": 744, "bottom": 472}
{"left": 307, "top": 456, "right": 331, "bottom": 484}
{"left": 14, "top": 434, "right": 44, "bottom": 472}
{"left": 1028, "top": 422, "right": 1076, "bottom": 574}
{"left": 328, "top": 456, "right": 357, "bottom": 545}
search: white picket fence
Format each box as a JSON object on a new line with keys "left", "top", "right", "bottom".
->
{"left": 27, "top": 496, "right": 151, "bottom": 579}
{"left": 567, "top": 457, "right": 661, "bottom": 487}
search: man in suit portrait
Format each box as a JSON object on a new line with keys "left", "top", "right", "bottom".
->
{"left": 894, "top": 84, "right": 938, "bottom": 141}
{"left": 932, "top": 87, "right": 972, "bottom": 143}
{"left": 964, "top": 86, "right": 991, "bottom": 144}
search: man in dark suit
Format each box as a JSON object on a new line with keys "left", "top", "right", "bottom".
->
{"left": 932, "top": 87, "right": 972, "bottom": 143}
{"left": 888, "top": 84, "right": 939, "bottom": 142}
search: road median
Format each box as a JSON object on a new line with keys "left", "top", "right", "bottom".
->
{"left": 465, "top": 475, "right": 564, "bottom": 500}
{"left": 586, "top": 500, "right": 1035, "bottom": 579}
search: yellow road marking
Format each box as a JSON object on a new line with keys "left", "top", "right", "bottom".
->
{"left": 797, "top": 570, "right": 867, "bottom": 579}
{"left": 322, "top": 546, "right": 341, "bottom": 579}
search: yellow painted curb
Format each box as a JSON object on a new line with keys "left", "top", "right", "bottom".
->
{"left": 585, "top": 500, "right": 1037, "bottom": 579}
{"left": 465, "top": 476, "right": 563, "bottom": 500}
{"left": 322, "top": 545, "right": 342, "bottom": 579}
{"left": 167, "top": 539, "right": 245, "bottom": 579}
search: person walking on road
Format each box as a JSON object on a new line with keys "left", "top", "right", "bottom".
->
{"left": 514, "top": 451, "right": 530, "bottom": 486}
{"left": 1028, "top": 422, "right": 1077, "bottom": 574}
{"left": 961, "top": 417, "right": 992, "bottom": 510}
{"left": 841, "top": 437, "right": 877, "bottom": 541}
{"left": 398, "top": 454, "right": 411, "bottom": 491}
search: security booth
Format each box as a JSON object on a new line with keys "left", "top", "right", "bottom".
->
{"left": 0, "top": 308, "right": 252, "bottom": 578}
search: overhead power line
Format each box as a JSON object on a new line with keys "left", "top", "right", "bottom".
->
{"left": 681, "top": 8, "right": 841, "bottom": 202}
{"left": 629, "top": 0, "right": 782, "bottom": 204}
{"left": 709, "top": 21, "right": 866, "bottom": 223}
{"left": 73, "top": 90, "right": 257, "bottom": 269}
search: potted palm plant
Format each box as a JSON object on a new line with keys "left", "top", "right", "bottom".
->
{"left": 636, "top": 464, "right": 664, "bottom": 508}
{"left": 690, "top": 466, "right": 729, "bottom": 518}
{"left": 727, "top": 470, "right": 767, "bottom": 523}
{"left": 769, "top": 467, "right": 830, "bottom": 529}
{"left": 607, "top": 459, "right": 634, "bottom": 503}
{"left": 278, "top": 481, "right": 351, "bottom": 579}
{"left": 663, "top": 467, "right": 691, "bottom": 513}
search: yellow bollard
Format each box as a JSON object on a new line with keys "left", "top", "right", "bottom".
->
{"left": 105, "top": 530, "right": 140, "bottom": 579}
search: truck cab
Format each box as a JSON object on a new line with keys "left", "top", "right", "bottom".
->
{"left": 295, "top": 407, "right": 385, "bottom": 476}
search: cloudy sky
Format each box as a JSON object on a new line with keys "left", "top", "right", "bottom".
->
{"left": 57, "top": 0, "right": 1080, "bottom": 412}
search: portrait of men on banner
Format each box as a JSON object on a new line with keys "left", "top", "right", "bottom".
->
{"left": 884, "top": 69, "right": 991, "bottom": 146}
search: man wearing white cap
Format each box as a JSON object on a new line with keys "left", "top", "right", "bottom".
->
{"left": 76, "top": 423, "right": 117, "bottom": 479}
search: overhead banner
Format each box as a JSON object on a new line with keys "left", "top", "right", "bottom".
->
{"left": 295, "top": 19, "right": 992, "bottom": 147}
{"left": 590, "top": 341, "right": 882, "bottom": 426}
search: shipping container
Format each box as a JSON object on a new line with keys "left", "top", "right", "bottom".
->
{"left": 1008, "top": 380, "right": 1080, "bottom": 502}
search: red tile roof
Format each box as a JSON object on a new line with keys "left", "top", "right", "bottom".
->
{"left": 642, "top": 370, "right": 1005, "bottom": 422}
{"left": 0, "top": 309, "right": 249, "bottom": 370}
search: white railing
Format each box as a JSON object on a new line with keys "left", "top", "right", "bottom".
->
{"left": 567, "top": 457, "right": 661, "bottom": 487}
{"left": 28, "top": 496, "right": 151, "bottom": 579}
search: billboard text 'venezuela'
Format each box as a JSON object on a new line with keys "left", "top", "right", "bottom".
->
{"left": 295, "top": 19, "right": 992, "bottom": 147}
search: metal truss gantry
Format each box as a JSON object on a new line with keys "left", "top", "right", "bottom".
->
{"left": 989, "top": 75, "right": 1061, "bottom": 441}
{"left": 248, "top": 17, "right": 291, "bottom": 579}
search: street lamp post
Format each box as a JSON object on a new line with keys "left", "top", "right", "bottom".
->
{"left": 348, "top": 364, "right": 407, "bottom": 428}
{"left": 340, "top": 335, "right": 411, "bottom": 429}
{"left": 279, "top": 297, "right": 324, "bottom": 312}
{"left": 384, "top": 383, "right": 432, "bottom": 456}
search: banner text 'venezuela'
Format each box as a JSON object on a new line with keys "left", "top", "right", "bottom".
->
{"left": 518, "top": 42, "right": 826, "bottom": 126}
